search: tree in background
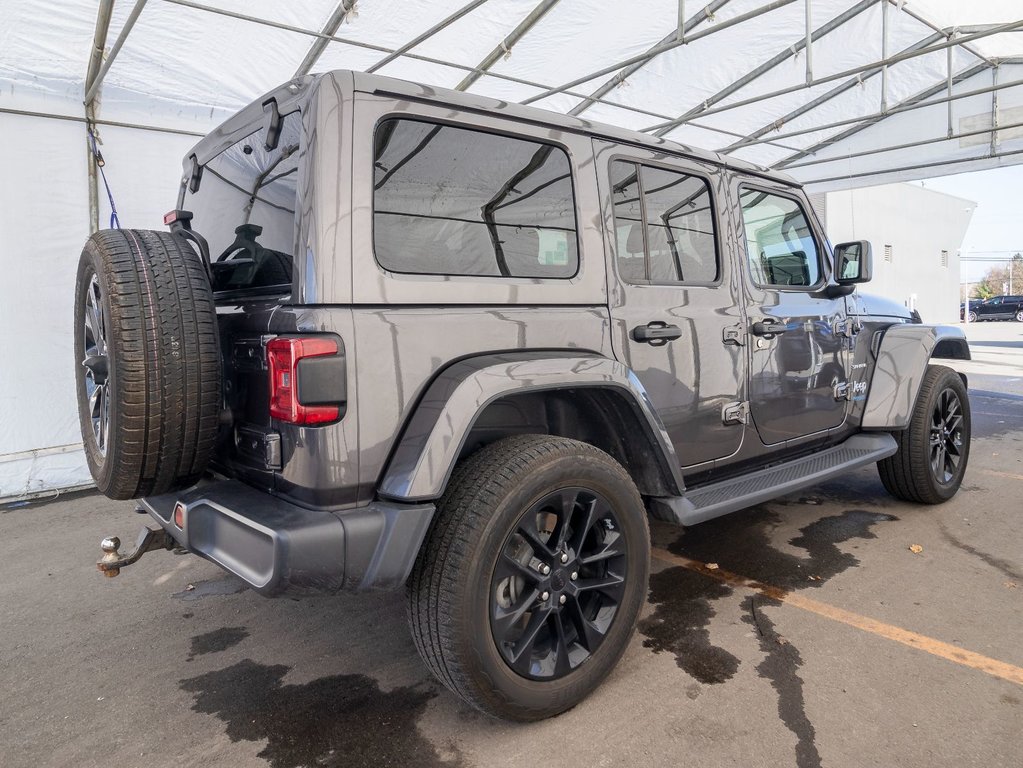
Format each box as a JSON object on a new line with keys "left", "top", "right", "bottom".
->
{"left": 973, "top": 253, "right": 1023, "bottom": 298}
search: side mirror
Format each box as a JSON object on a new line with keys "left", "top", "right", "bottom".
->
{"left": 834, "top": 240, "right": 872, "bottom": 285}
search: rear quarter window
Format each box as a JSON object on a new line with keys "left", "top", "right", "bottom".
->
{"left": 372, "top": 118, "right": 579, "bottom": 279}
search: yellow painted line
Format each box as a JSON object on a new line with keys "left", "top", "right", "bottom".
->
{"left": 650, "top": 547, "right": 1023, "bottom": 687}
{"left": 980, "top": 468, "right": 1023, "bottom": 482}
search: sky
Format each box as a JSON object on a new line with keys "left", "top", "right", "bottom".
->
{"left": 914, "top": 165, "right": 1023, "bottom": 284}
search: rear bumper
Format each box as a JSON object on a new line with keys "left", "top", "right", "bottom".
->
{"left": 141, "top": 480, "right": 434, "bottom": 596}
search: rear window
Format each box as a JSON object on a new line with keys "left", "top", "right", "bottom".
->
{"left": 183, "top": 110, "right": 302, "bottom": 295}
{"left": 372, "top": 118, "right": 578, "bottom": 279}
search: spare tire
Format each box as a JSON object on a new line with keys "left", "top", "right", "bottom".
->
{"left": 74, "top": 229, "right": 222, "bottom": 499}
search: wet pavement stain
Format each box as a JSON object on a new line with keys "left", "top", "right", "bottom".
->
{"left": 640, "top": 508, "right": 897, "bottom": 761}
{"left": 939, "top": 523, "right": 1023, "bottom": 582}
{"left": 188, "top": 627, "right": 249, "bottom": 659}
{"left": 638, "top": 567, "right": 740, "bottom": 684}
{"left": 744, "top": 596, "right": 821, "bottom": 768}
{"left": 180, "top": 660, "right": 456, "bottom": 768}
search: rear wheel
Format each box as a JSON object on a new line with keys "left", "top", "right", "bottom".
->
{"left": 877, "top": 365, "right": 970, "bottom": 504}
{"left": 74, "top": 229, "right": 222, "bottom": 499}
{"left": 968, "top": 310, "right": 978, "bottom": 323}
{"left": 407, "top": 435, "right": 649, "bottom": 721}
{"left": 1016, "top": 309, "right": 1023, "bottom": 322}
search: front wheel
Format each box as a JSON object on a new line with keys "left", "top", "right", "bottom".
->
{"left": 407, "top": 435, "right": 649, "bottom": 721}
{"left": 877, "top": 365, "right": 970, "bottom": 504}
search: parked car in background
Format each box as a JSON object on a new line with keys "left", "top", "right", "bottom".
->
{"left": 962, "top": 295, "right": 1023, "bottom": 322}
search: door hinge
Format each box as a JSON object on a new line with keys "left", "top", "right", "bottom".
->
{"left": 722, "top": 401, "right": 750, "bottom": 425}
{"left": 722, "top": 325, "right": 746, "bottom": 346}
{"left": 833, "top": 318, "right": 861, "bottom": 338}
{"left": 833, "top": 381, "right": 852, "bottom": 401}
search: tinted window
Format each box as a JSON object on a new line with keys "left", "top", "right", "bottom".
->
{"left": 185, "top": 111, "right": 301, "bottom": 294}
{"left": 373, "top": 119, "right": 578, "bottom": 278}
{"left": 739, "top": 189, "right": 821, "bottom": 288}
{"left": 610, "top": 160, "right": 718, "bottom": 284}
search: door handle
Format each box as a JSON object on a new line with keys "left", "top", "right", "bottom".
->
{"left": 632, "top": 321, "right": 682, "bottom": 346}
{"left": 750, "top": 320, "right": 791, "bottom": 337}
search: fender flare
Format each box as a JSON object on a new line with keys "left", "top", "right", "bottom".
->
{"left": 378, "top": 352, "right": 686, "bottom": 502}
{"left": 861, "top": 324, "right": 970, "bottom": 430}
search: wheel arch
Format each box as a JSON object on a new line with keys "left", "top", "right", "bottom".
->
{"left": 378, "top": 352, "right": 685, "bottom": 502}
{"left": 862, "top": 324, "right": 970, "bottom": 430}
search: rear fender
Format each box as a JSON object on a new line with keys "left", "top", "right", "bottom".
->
{"left": 378, "top": 352, "right": 685, "bottom": 502}
{"left": 862, "top": 324, "right": 970, "bottom": 430}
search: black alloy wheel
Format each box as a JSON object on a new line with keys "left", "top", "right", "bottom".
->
{"left": 929, "top": 387, "right": 964, "bottom": 486}
{"left": 490, "top": 487, "right": 627, "bottom": 680}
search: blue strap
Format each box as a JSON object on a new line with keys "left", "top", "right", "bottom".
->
{"left": 87, "top": 127, "right": 121, "bottom": 229}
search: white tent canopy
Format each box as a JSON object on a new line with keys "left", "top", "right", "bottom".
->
{"left": 1, "top": 0, "right": 1021, "bottom": 497}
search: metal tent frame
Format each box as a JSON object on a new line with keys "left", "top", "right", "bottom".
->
{"left": 73, "top": 0, "right": 1023, "bottom": 222}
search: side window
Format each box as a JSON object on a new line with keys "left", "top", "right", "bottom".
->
{"left": 185, "top": 110, "right": 301, "bottom": 294}
{"left": 372, "top": 118, "right": 578, "bottom": 278}
{"left": 739, "top": 189, "right": 821, "bottom": 288}
{"left": 610, "top": 160, "right": 718, "bottom": 284}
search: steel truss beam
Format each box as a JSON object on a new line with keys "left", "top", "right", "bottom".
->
{"left": 718, "top": 72, "right": 1023, "bottom": 150}
{"left": 293, "top": 0, "right": 358, "bottom": 79}
{"left": 521, "top": 0, "right": 799, "bottom": 106}
{"left": 800, "top": 146, "right": 1023, "bottom": 187}
{"left": 773, "top": 61, "right": 992, "bottom": 168}
{"left": 781, "top": 118, "right": 1023, "bottom": 171}
{"left": 644, "top": 19, "right": 1023, "bottom": 134}
{"left": 370, "top": 0, "right": 489, "bottom": 74}
{"left": 569, "top": 0, "right": 729, "bottom": 117}
{"left": 651, "top": 0, "right": 877, "bottom": 137}
{"left": 455, "top": 0, "right": 561, "bottom": 91}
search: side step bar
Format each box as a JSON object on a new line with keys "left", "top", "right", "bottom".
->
{"left": 651, "top": 433, "right": 897, "bottom": 527}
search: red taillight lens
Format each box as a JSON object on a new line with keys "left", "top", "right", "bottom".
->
{"left": 173, "top": 502, "right": 185, "bottom": 529}
{"left": 267, "top": 337, "right": 341, "bottom": 425}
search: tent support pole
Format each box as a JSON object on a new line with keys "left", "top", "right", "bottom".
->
{"left": 651, "top": 0, "right": 878, "bottom": 137}
{"left": 644, "top": 19, "right": 1023, "bottom": 134}
{"left": 880, "top": 0, "right": 888, "bottom": 112}
{"left": 780, "top": 118, "right": 1023, "bottom": 171}
{"left": 455, "top": 0, "right": 562, "bottom": 91}
{"left": 522, "top": 0, "right": 798, "bottom": 106}
{"left": 946, "top": 33, "right": 955, "bottom": 138}
{"left": 801, "top": 147, "right": 1023, "bottom": 187}
{"left": 293, "top": 0, "right": 357, "bottom": 79}
{"left": 84, "top": 0, "right": 149, "bottom": 107}
{"left": 804, "top": 0, "right": 812, "bottom": 84}
{"left": 725, "top": 67, "right": 1017, "bottom": 150}
{"left": 991, "top": 65, "right": 1001, "bottom": 157}
{"left": 85, "top": 0, "right": 116, "bottom": 235}
{"left": 570, "top": 0, "right": 729, "bottom": 117}
{"left": 773, "top": 61, "right": 991, "bottom": 168}
{"left": 368, "top": 0, "right": 488, "bottom": 74}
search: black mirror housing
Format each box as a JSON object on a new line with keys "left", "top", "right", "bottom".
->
{"left": 834, "top": 240, "right": 872, "bottom": 285}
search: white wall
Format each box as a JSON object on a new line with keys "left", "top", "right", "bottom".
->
{"left": 824, "top": 183, "right": 975, "bottom": 323}
{"left": 0, "top": 110, "right": 197, "bottom": 499}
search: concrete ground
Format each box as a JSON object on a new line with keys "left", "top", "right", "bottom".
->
{"left": 2, "top": 322, "right": 1021, "bottom": 768}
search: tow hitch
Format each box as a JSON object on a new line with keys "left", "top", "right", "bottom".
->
{"left": 97, "top": 527, "right": 176, "bottom": 577}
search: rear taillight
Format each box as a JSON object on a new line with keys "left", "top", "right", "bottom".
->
{"left": 267, "top": 337, "right": 344, "bottom": 425}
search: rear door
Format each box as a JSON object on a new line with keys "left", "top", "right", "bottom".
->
{"left": 596, "top": 141, "right": 746, "bottom": 470}
{"left": 734, "top": 180, "right": 850, "bottom": 445}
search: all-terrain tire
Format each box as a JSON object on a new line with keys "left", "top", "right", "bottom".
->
{"left": 877, "top": 364, "right": 970, "bottom": 504}
{"left": 74, "top": 229, "right": 221, "bottom": 499}
{"left": 407, "top": 435, "right": 650, "bottom": 721}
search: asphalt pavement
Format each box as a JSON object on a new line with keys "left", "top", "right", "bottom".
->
{"left": 2, "top": 321, "right": 1020, "bottom": 768}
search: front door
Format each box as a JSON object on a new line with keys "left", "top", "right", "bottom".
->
{"left": 734, "top": 181, "right": 849, "bottom": 445}
{"left": 596, "top": 141, "right": 746, "bottom": 469}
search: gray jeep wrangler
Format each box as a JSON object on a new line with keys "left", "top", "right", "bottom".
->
{"left": 75, "top": 71, "right": 971, "bottom": 721}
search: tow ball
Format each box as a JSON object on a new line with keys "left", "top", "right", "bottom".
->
{"left": 97, "top": 527, "right": 176, "bottom": 577}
